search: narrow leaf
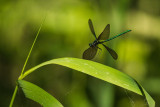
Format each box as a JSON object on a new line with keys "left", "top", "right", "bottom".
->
{"left": 18, "top": 80, "right": 63, "bottom": 107}
{"left": 21, "top": 57, "right": 155, "bottom": 107}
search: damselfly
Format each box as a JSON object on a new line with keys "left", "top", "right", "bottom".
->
{"left": 83, "top": 19, "right": 131, "bottom": 60}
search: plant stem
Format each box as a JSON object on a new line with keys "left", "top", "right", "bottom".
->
{"left": 9, "top": 86, "right": 18, "bottom": 107}
{"left": 9, "top": 16, "right": 46, "bottom": 107}
{"left": 20, "top": 17, "right": 45, "bottom": 76}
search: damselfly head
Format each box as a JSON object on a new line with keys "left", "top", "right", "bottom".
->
{"left": 89, "top": 43, "right": 92, "bottom": 47}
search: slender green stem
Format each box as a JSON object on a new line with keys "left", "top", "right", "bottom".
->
{"left": 9, "top": 86, "right": 18, "bottom": 107}
{"left": 20, "top": 18, "right": 45, "bottom": 76}
{"left": 9, "top": 16, "right": 46, "bottom": 107}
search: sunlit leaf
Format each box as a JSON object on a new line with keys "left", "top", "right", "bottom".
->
{"left": 18, "top": 80, "right": 63, "bottom": 107}
{"left": 20, "top": 57, "right": 155, "bottom": 107}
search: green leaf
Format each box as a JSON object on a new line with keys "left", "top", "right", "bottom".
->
{"left": 20, "top": 57, "right": 155, "bottom": 107}
{"left": 18, "top": 80, "right": 63, "bottom": 107}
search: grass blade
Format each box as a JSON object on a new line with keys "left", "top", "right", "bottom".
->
{"left": 9, "top": 17, "right": 46, "bottom": 107}
{"left": 18, "top": 80, "right": 63, "bottom": 107}
{"left": 20, "top": 57, "right": 155, "bottom": 107}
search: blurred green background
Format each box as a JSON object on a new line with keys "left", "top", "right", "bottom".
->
{"left": 0, "top": 0, "right": 160, "bottom": 106}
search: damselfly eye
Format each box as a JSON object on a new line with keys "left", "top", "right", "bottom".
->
{"left": 89, "top": 43, "right": 92, "bottom": 47}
